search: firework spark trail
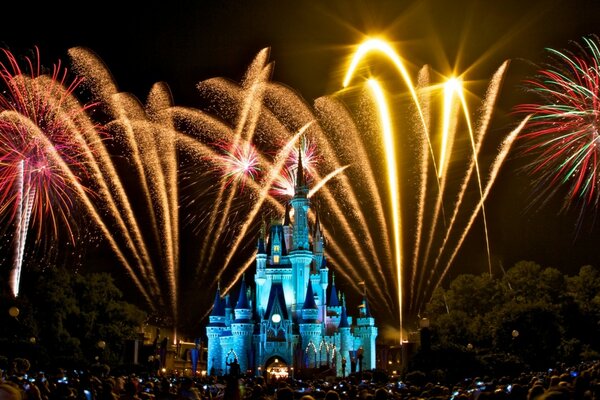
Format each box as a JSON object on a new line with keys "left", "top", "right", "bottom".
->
{"left": 70, "top": 47, "right": 181, "bottom": 311}
{"left": 148, "top": 83, "right": 180, "bottom": 299}
{"left": 10, "top": 160, "right": 35, "bottom": 297}
{"left": 109, "top": 92, "right": 163, "bottom": 253}
{"left": 132, "top": 119, "right": 178, "bottom": 318}
{"left": 192, "top": 55, "right": 273, "bottom": 271}
{"left": 69, "top": 47, "right": 119, "bottom": 105}
{"left": 430, "top": 115, "right": 531, "bottom": 299}
{"left": 77, "top": 118, "right": 161, "bottom": 297}
{"left": 418, "top": 79, "right": 461, "bottom": 289}
{"left": 238, "top": 65, "right": 273, "bottom": 142}
{"left": 414, "top": 65, "right": 509, "bottom": 311}
{"left": 305, "top": 166, "right": 395, "bottom": 310}
{"left": 171, "top": 106, "right": 235, "bottom": 142}
{"left": 69, "top": 47, "right": 158, "bottom": 276}
{"left": 342, "top": 38, "right": 451, "bottom": 341}
{"left": 35, "top": 71, "right": 163, "bottom": 300}
{"left": 455, "top": 84, "right": 494, "bottom": 278}
{"left": 171, "top": 105, "right": 239, "bottom": 264}
{"left": 409, "top": 65, "right": 432, "bottom": 306}
{"left": 342, "top": 38, "right": 440, "bottom": 178}
{"left": 308, "top": 166, "right": 350, "bottom": 197}
{"left": 102, "top": 113, "right": 163, "bottom": 289}
{"left": 134, "top": 84, "right": 183, "bottom": 315}
{"left": 313, "top": 96, "right": 395, "bottom": 305}
{"left": 202, "top": 70, "right": 272, "bottom": 270}
{"left": 368, "top": 79, "right": 404, "bottom": 342}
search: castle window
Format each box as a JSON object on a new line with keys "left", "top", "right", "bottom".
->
{"left": 274, "top": 245, "right": 280, "bottom": 253}
{"left": 274, "top": 255, "right": 280, "bottom": 264}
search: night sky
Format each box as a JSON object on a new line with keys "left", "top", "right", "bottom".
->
{"left": 2, "top": 0, "right": 600, "bottom": 337}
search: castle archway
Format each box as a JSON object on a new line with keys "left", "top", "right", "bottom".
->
{"left": 264, "top": 355, "right": 289, "bottom": 382}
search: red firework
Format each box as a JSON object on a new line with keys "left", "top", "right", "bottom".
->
{"left": 0, "top": 47, "right": 97, "bottom": 242}
{"left": 211, "top": 139, "right": 261, "bottom": 189}
{"left": 514, "top": 35, "right": 600, "bottom": 217}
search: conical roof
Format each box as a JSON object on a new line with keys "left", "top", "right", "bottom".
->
{"left": 303, "top": 280, "right": 318, "bottom": 310}
{"left": 210, "top": 288, "right": 224, "bottom": 317}
{"left": 235, "top": 279, "right": 250, "bottom": 309}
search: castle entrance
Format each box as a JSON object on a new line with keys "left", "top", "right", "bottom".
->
{"left": 264, "top": 356, "right": 289, "bottom": 382}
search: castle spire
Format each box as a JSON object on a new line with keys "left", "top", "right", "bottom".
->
{"left": 295, "top": 136, "right": 304, "bottom": 189}
{"left": 258, "top": 218, "right": 266, "bottom": 254}
{"left": 235, "top": 277, "right": 250, "bottom": 309}
{"left": 210, "top": 285, "right": 224, "bottom": 317}
{"left": 284, "top": 201, "right": 291, "bottom": 225}
{"left": 328, "top": 272, "right": 340, "bottom": 307}
{"left": 360, "top": 295, "right": 372, "bottom": 318}
{"left": 338, "top": 298, "right": 350, "bottom": 328}
{"left": 303, "top": 280, "right": 318, "bottom": 310}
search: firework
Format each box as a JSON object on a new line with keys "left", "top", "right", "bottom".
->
{"left": 211, "top": 139, "right": 261, "bottom": 189}
{"left": 514, "top": 35, "right": 600, "bottom": 218}
{"left": 0, "top": 47, "right": 97, "bottom": 296}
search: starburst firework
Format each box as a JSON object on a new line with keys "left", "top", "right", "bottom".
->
{"left": 515, "top": 35, "right": 600, "bottom": 219}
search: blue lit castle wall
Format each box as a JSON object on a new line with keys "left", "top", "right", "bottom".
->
{"left": 205, "top": 151, "right": 377, "bottom": 378}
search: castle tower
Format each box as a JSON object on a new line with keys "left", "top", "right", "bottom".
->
{"left": 326, "top": 273, "right": 341, "bottom": 334}
{"left": 299, "top": 280, "right": 322, "bottom": 368}
{"left": 206, "top": 286, "right": 226, "bottom": 375}
{"left": 355, "top": 295, "right": 378, "bottom": 370}
{"left": 337, "top": 297, "right": 353, "bottom": 375}
{"left": 289, "top": 145, "right": 313, "bottom": 317}
{"left": 231, "top": 278, "right": 254, "bottom": 374}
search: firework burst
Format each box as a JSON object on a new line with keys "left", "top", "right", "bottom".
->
{"left": 515, "top": 35, "right": 600, "bottom": 219}
{"left": 0, "top": 47, "right": 98, "bottom": 296}
{"left": 211, "top": 139, "right": 261, "bottom": 189}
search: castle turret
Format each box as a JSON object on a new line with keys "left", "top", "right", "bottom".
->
{"left": 355, "top": 293, "right": 378, "bottom": 370}
{"left": 231, "top": 278, "right": 254, "bottom": 374}
{"left": 313, "top": 210, "right": 325, "bottom": 265}
{"left": 207, "top": 286, "right": 226, "bottom": 375}
{"left": 299, "top": 280, "right": 322, "bottom": 368}
{"left": 337, "top": 296, "right": 353, "bottom": 376}
{"left": 326, "top": 272, "right": 341, "bottom": 334}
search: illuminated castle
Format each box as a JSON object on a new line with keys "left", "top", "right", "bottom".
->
{"left": 205, "top": 151, "right": 377, "bottom": 378}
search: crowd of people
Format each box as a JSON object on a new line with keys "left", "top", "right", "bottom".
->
{"left": 1, "top": 357, "right": 600, "bottom": 400}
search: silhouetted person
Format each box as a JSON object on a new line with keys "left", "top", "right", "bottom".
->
{"left": 227, "top": 358, "right": 241, "bottom": 378}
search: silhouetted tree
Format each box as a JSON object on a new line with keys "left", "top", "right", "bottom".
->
{"left": 0, "top": 265, "right": 146, "bottom": 369}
